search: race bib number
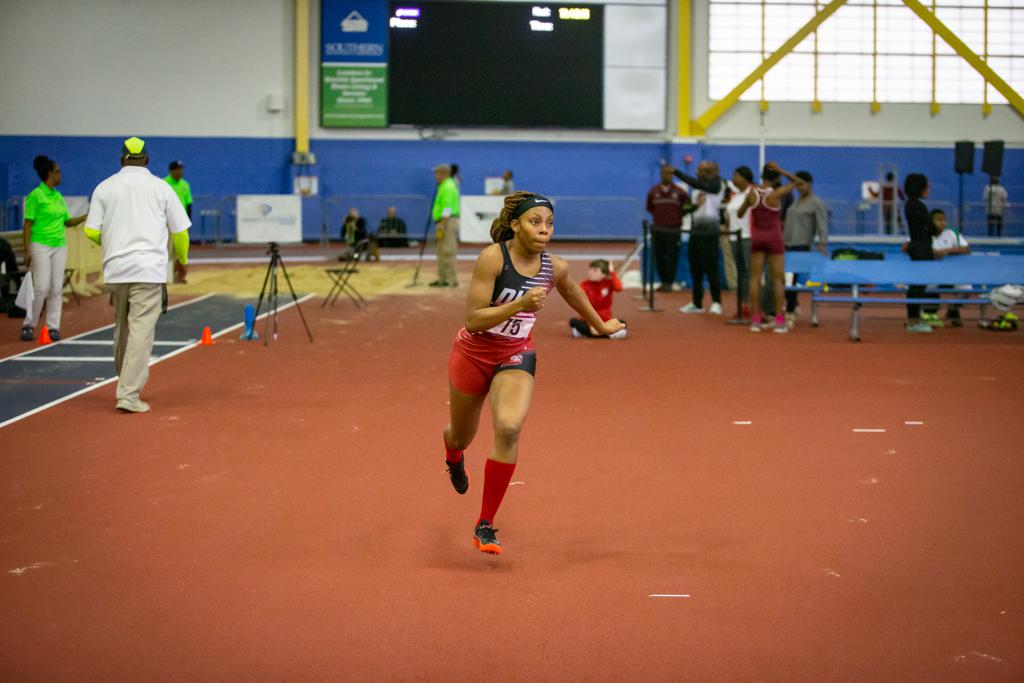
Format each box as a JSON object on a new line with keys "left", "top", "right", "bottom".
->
{"left": 488, "top": 315, "right": 535, "bottom": 339}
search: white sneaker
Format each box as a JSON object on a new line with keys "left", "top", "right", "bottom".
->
{"left": 116, "top": 399, "right": 151, "bottom": 413}
{"left": 709, "top": 302, "right": 723, "bottom": 315}
{"left": 679, "top": 303, "right": 704, "bottom": 314}
{"left": 571, "top": 327, "right": 583, "bottom": 338}
{"left": 609, "top": 327, "right": 628, "bottom": 340}
{"left": 785, "top": 312, "right": 796, "bottom": 329}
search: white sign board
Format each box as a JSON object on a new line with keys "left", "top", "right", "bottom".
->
{"left": 460, "top": 195, "right": 506, "bottom": 244}
{"left": 236, "top": 195, "right": 303, "bottom": 244}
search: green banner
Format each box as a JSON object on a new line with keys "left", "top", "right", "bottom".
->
{"left": 321, "top": 64, "right": 387, "bottom": 128}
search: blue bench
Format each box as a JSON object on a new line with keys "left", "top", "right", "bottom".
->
{"left": 800, "top": 255, "right": 1024, "bottom": 341}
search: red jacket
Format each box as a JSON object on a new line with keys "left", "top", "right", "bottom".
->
{"left": 580, "top": 272, "right": 622, "bottom": 321}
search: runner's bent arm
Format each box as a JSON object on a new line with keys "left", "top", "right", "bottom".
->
{"left": 552, "top": 256, "right": 623, "bottom": 336}
{"left": 464, "top": 244, "right": 545, "bottom": 333}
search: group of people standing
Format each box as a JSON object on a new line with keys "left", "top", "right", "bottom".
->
{"left": 16, "top": 139, "right": 191, "bottom": 411}
{"left": 646, "top": 158, "right": 829, "bottom": 333}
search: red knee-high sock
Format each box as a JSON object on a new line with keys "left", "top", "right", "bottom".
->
{"left": 478, "top": 458, "right": 516, "bottom": 525}
{"left": 444, "top": 442, "right": 464, "bottom": 464}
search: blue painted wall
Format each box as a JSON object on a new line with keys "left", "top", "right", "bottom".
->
{"left": 2, "top": 135, "right": 1021, "bottom": 239}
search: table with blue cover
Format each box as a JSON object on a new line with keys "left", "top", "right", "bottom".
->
{"left": 785, "top": 253, "right": 1024, "bottom": 340}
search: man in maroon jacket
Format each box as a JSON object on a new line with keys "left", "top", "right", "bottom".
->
{"left": 646, "top": 165, "right": 691, "bottom": 292}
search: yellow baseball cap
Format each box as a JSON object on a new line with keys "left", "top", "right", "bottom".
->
{"left": 121, "top": 136, "right": 147, "bottom": 158}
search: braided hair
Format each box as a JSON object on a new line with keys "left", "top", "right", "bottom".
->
{"left": 489, "top": 190, "right": 539, "bottom": 243}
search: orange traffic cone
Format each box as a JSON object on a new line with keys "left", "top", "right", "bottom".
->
{"left": 200, "top": 326, "right": 215, "bottom": 346}
{"left": 38, "top": 327, "right": 52, "bottom": 345}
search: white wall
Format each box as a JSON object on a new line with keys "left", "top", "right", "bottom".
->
{"left": 690, "top": 0, "right": 1024, "bottom": 145}
{"left": 0, "top": 0, "right": 293, "bottom": 138}
{"left": 3, "top": 0, "right": 1016, "bottom": 145}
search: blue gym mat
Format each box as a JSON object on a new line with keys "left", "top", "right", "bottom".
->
{"left": 0, "top": 294, "right": 256, "bottom": 427}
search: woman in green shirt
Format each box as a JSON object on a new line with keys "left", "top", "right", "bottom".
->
{"left": 20, "top": 155, "right": 86, "bottom": 341}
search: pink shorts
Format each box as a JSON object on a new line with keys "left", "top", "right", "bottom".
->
{"left": 448, "top": 328, "right": 537, "bottom": 396}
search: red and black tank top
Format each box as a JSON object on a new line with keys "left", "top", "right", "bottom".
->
{"left": 484, "top": 241, "right": 555, "bottom": 340}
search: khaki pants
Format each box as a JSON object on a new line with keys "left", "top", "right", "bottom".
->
{"left": 108, "top": 283, "right": 163, "bottom": 404}
{"left": 436, "top": 217, "right": 460, "bottom": 284}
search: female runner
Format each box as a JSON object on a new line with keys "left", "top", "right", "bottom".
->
{"left": 738, "top": 162, "right": 799, "bottom": 333}
{"left": 442, "top": 191, "right": 624, "bottom": 555}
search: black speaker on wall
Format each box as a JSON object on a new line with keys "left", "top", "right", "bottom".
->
{"left": 982, "top": 140, "right": 1004, "bottom": 177}
{"left": 954, "top": 141, "right": 974, "bottom": 174}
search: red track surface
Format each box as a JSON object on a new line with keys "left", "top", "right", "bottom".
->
{"left": 2, "top": 263, "right": 1023, "bottom": 681}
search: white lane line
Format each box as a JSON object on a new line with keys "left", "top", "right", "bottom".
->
{"left": 852, "top": 428, "right": 886, "bottom": 433}
{"left": 11, "top": 357, "right": 115, "bottom": 362}
{"left": 0, "top": 293, "right": 216, "bottom": 364}
{"left": 904, "top": 421, "right": 924, "bottom": 425}
{"left": 0, "top": 294, "right": 312, "bottom": 430}
{"left": 649, "top": 594, "right": 690, "bottom": 598}
{"left": 8, "top": 561, "right": 57, "bottom": 575}
{"left": 732, "top": 420, "right": 752, "bottom": 425}
{"left": 61, "top": 340, "right": 190, "bottom": 347}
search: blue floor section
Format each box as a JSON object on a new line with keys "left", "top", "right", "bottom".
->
{"left": 0, "top": 294, "right": 254, "bottom": 425}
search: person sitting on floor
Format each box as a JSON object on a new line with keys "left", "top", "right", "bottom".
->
{"left": 342, "top": 208, "right": 367, "bottom": 246}
{"left": 377, "top": 206, "right": 409, "bottom": 248}
{"left": 569, "top": 259, "right": 627, "bottom": 339}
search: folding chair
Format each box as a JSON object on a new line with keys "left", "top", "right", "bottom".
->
{"left": 323, "top": 239, "right": 369, "bottom": 308}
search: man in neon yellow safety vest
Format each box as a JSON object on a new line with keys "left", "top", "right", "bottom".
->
{"left": 164, "top": 160, "right": 192, "bottom": 283}
{"left": 164, "top": 160, "right": 192, "bottom": 218}
{"left": 431, "top": 163, "right": 460, "bottom": 287}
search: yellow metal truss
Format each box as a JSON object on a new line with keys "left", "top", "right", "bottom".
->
{"left": 686, "top": 0, "right": 1024, "bottom": 136}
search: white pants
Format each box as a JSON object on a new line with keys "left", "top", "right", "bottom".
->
{"left": 26, "top": 243, "right": 67, "bottom": 331}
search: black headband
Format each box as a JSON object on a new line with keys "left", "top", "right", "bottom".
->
{"left": 511, "top": 195, "right": 553, "bottom": 221}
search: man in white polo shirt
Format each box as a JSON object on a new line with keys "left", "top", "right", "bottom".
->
{"left": 84, "top": 137, "right": 190, "bottom": 413}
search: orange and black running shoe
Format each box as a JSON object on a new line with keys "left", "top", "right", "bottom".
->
{"left": 472, "top": 520, "right": 501, "bottom": 555}
{"left": 446, "top": 459, "right": 469, "bottom": 494}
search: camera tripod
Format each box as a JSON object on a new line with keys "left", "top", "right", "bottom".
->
{"left": 253, "top": 242, "right": 313, "bottom": 345}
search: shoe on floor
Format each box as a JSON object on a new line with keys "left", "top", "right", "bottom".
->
{"left": 446, "top": 281, "right": 459, "bottom": 288}
{"left": 679, "top": 303, "right": 703, "bottom": 314}
{"left": 773, "top": 315, "right": 789, "bottom": 334}
{"left": 657, "top": 285, "right": 673, "bottom": 293}
{"left": 570, "top": 327, "right": 583, "bottom": 338}
{"left": 608, "top": 327, "right": 628, "bottom": 340}
{"left": 749, "top": 315, "right": 764, "bottom": 332}
{"left": 48, "top": 328, "right": 60, "bottom": 341}
{"left": 428, "top": 280, "right": 445, "bottom": 287}
{"left": 446, "top": 458, "right": 469, "bottom": 495}
{"left": 709, "top": 302, "right": 723, "bottom": 315}
{"left": 20, "top": 326, "right": 33, "bottom": 342}
{"left": 905, "top": 321, "right": 933, "bottom": 333}
{"left": 116, "top": 399, "right": 151, "bottom": 413}
{"left": 473, "top": 520, "right": 502, "bottom": 555}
